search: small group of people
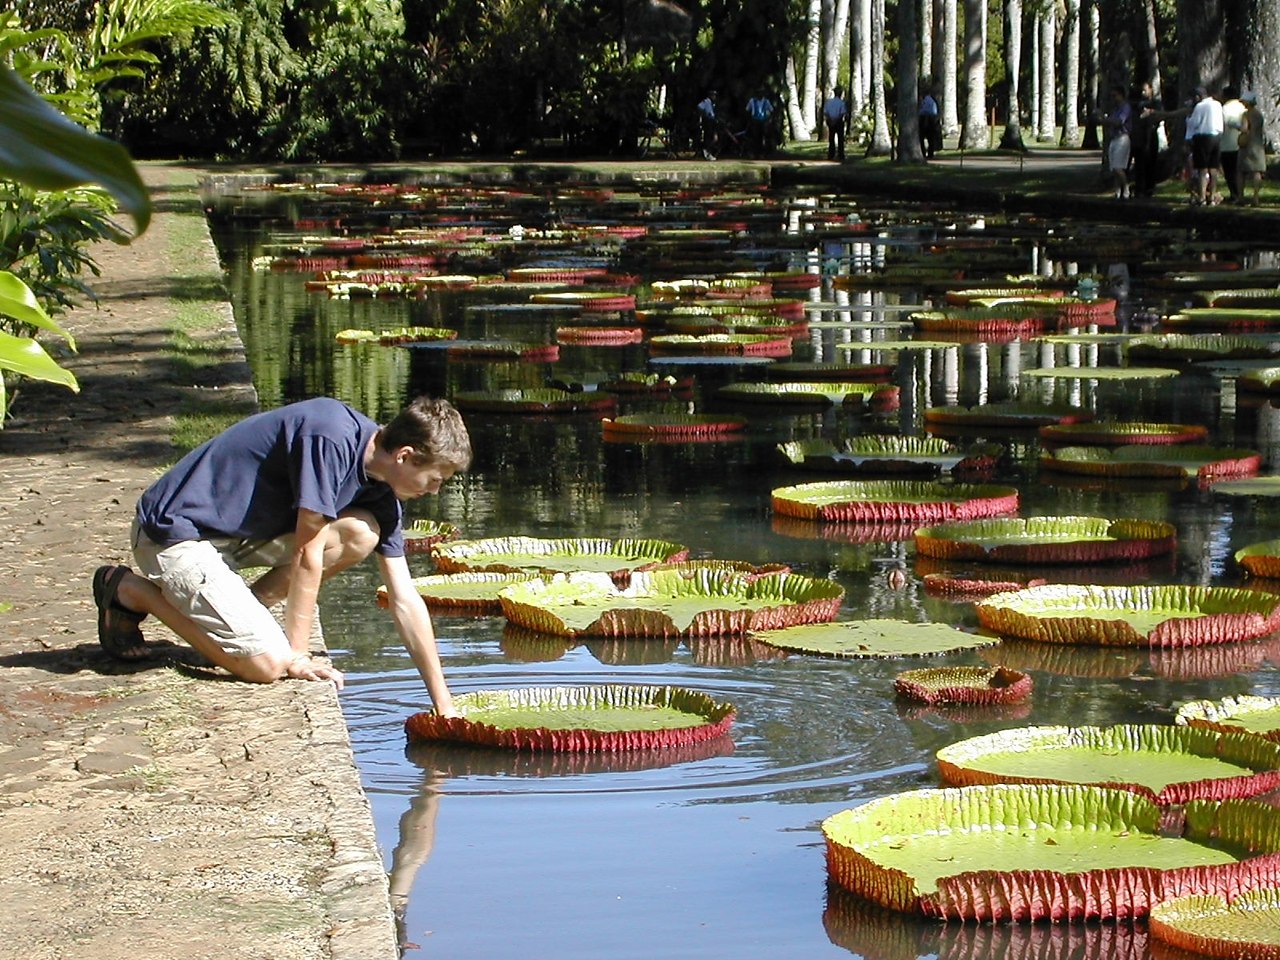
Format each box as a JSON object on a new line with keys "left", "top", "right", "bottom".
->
{"left": 696, "top": 89, "right": 780, "bottom": 160}
{"left": 1103, "top": 81, "right": 1267, "bottom": 205}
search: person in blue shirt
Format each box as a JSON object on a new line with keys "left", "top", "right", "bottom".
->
{"left": 91, "top": 395, "right": 472, "bottom": 713}
{"left": 745, "top": 90, "right": 776, "bottom": 158}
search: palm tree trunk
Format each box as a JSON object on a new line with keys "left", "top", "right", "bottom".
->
{"left": 940, "top": 0, "right": 959, "bottom": 136}
{"left": 785, "top": 54, "right": 811, "bottom": 140}
{"left": 1060, "top": 0, "right": 1080, "bottom": 146}
{"left": 1037, "top": 6, "right": 1056, "bottom": 141}
{"left": 867, "top": 0, "right": 892, "bottom": 155}
{"left": 850, "top": 0, "right": 871, "bottom": 110}
{"left": 999, "top": 0, "right": 1025, "bottom": 149}
{"left": 921, "top": 0, "right": 933, "bottom": 79}
{"left": 803, "top": 0, "right": 822, "bottom": 134}
{"left": 959, "top": 0, "right": 988, "bottom": 147}
{"left": 899, "top": 0, "right": 925, "bottom": 162}
{"left": 1240, "top": 0, "right": 1280, "bottom": 150}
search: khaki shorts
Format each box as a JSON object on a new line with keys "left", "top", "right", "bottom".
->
{"left": 131, "top": 519, "right": 292, "bottom": 659}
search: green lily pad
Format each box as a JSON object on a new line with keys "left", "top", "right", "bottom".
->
{"left": 751, "top": 619, "right": 998, "bottom": 658}
{"left": 452, "top": 388, "right": 616, "bottom": 414}
{"left": 914, "top": 517, "right": 1177, "bottom": 565}
{"left": 432, "top": 536, "right": 688, "bottom": 583}
{"left": 1022, "top": 366, "right": 1181, "bottom": 380}
{"left": 1127, "top": 333, "right": 1280, "bottom": 363}
{"left": 1194, "top": 289, "right": 1280, "bottom": 309}
{"left": 778, "top": 436, "right": 997, "bottom": 476}
{"left": 894, "top": 665, "right": 1032, "bottom": 705}
{"left": 936, "top": 724, "right": 1280, "bottom": 804}
{"left": 1039, "top": 421, "right": 1208, "bottom": 445}
{"left": 1177, "top": 695, "right": 1280, "bottom": 743}
{"left": 823, "top": 783, "right": 1280, "bottom": 920}
{"left": 834, "top": 339, "right": 961, "bottom": 352}
{"left": 1035, "top": 332, "right": 1138, "bottom": 345}
{"left": 1238, "top": 365, "right": 1280, "bottom": 393}
{"left": 403, "top": 519, "right": 460, "bottom": 554}
{"left": 1236, "top": 539, "right": 1280, "bottom": 578}
{"left": 498, "top": 569, "right": 844, "bottom": 638}
{"left": 1164, "top": 307, "right": 1280, "bottom": 331}
{"left": 1150, "top": 888, "right": 1280, "bottom": 960}
{"left": 1212, "top": 477, "right": 1280, "bottom": 497}
{"left": 911, "top": 309, "right": 1047, "bottom": 337}
{"left": 719, "top": 381, "right": 898, "bottom": 407}
{"left": 404, "top": 684, "right": 734, "bottom": 751}
{"left": 648, "top": 333, "right": 792, "bottom": 356}
{"left": 602, "top": 413, "right": 747, "bottom": 439}
{"left": 378, "top": 572, "right": 543, "bottom": 613}
{"left": 976, "top": 584, "right": 1280, "bottom": 647}
{"left": 766, "top": 362, "right": 895, "bottom": 382}
{"left": 772, "top": 479, "right": 1019, "bottom": 523}
{"left": 924, "top": 401, "right": 1092, "bottom": 428}
{"left": 1043, "top": 445, "right": 1262, "bottom": 482}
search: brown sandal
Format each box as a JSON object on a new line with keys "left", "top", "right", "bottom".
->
{"left": 92, "top": 564, "right": 150, "bottom": 660}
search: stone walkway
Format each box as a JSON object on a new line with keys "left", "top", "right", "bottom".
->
{"left": 0, "top": 165, "right": 396, "bottom": 960}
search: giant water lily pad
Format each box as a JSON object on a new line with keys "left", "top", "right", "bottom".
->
{"left": 894, "top": 665, "right": 1032, "bottom": 705}
{"left": 1164, "top": 308, "right": 1280, "bottom": 331}
{"left": 914, "top": 517, "right": 1177, "bottom": 565}
{"left": 750, "top": 619, "right": 998, "bottom": 658}
{"left": 1150, "top": 888, "right": 1280, "bottom": 960}
{"left": 404, "top": 684, "right": 734, "bottom": 752}
{"left": 1127, "top": 333, "right": 1280, "bottom": 363}
{"left": 766, "top": 361, "right": 895, "bottom": 382}
{"left": 976, "top": 584, "right": 1280, "bottom": 647}
{"left": 602, "top": 413, "right": 747, "bottom": 440}
{"left": 403, "top": 519, "right": 460, "bottom": 554}
{"left": 911, "top": 309, "right": 1046, "bottom": 338}
{"left": 777, "top": 436, "right": 998, "bottom": 476}
{"left": 648, "top": 333, "right": 792, "bottom": 357}
{"left": 452, "top": 388, "right": 616, "bottom": 414}
{"left": 1177, "top": 695, "right": 1280, "bottom": 743}
{"left": 835, "top": 339, "right": 961, "bottom": 352}
{"left": 925, "top": 401, "right": 1092, "bottom": 428}
{"left": 1238, "top": 366, "right": 1280, "bottom": 395}
{"left": 1042, "top": 445, "right": 1262, "bottom": 483}
{"left": 718, "top": 381, "right": 898, "bottom": 408}
{"left": 497, "top": 569, "right": 844, "bottom": 638}
{"left": 377, "top": 572, "right": 543, "bottom": 613}
{"left": 823, "top": 783, "right": 1280, "bottom": 921}
{"left": 771, "top": 480, "right": 1019, "bottom": 523}
{"left": 1022, "top": 366, "right": 1181, "bottom": 380}
{"left": 1236, "top": 539, "right": 1280, "bottom": 578}
{"left": 1039, "top": 421, "right": 1208, "bottom": 446}
{"left": 432, "top": 536, "right": 688, "bottom": 583}
{"left": 1213, "top": 477, "right": 1280, "bottom": 497}
{"left": 937, "top": 724, "right": 1280, "bottom": 804}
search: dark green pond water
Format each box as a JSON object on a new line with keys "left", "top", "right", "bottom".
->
{"left": 207, "top": 180, "right": 1280, "bottom": 960}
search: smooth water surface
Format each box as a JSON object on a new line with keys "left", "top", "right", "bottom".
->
{"left": 208, "top": 181, "right": 1280, "bottom": 960}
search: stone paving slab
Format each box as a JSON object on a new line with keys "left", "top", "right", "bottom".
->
{"left": 0, "top": 164, "right": 397, "bottom": 960}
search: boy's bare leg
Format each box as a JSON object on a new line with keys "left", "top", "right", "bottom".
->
{"left": 249, "top": 513, "right": 379, "bottom": 605}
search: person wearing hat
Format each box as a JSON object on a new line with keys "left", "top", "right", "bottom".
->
{"left": 1238, "top": 90, "right": 1267, "bottom": 205}
{"left": 1186, "top": 84, "right": 1225, "bottom": 204}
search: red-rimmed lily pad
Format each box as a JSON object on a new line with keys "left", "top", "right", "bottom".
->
{"left": 772, "top": 480, "right": 1019, "bottom": 523}
{"left": 1127, "top": 333, "right": 1280, "bottom": 363}
{"left": 894, "top": 665, "right": 1032, "bottom": 705}
{"left": 1163, "top": 308, "right": 1280, "bottom": 331}
{"left": 404, "top": 684, "right": 734, "bottom": 752}
{"left": 911, "top": 309, "right": 1047, "bottom": 338}
{"left": 497, "top": 569, "right": 844, "bottom": 638}
{"left": 925, "top": 401, "right": 1092, "bottom": 428}
{"left": 914, "top": 517, "right": 1178, "bottom": 565}
{"left": 432, "top": 536, "right": 688, "bottom": 584}
{"left": 377, "top": 571, "right": 543, "bottom": 613}
{"left": 1150, "top": 887, "right": 1280, "bottom": 960}
{"left": 403, "top": 518, "right": 460, "bottom": 554}
{"left": 778, "top": 437, "right": 999, "bottom": 476}
{"left": 823, "top": 783, "right": 1280, "bottom": 921}
{"left": 1022, "top": 366, "right": 1181, "bottom": 380}
{"left": 718, "top": 381, "right": 899, "bottom": 409}
{"left": 597, "top": 372, "right": 694, "bottom": 396}
{"left": 452, "top": 388, "right": 616, "bottom": 415}
{"left": 923, "top": 572, "right": 1049, "bottom": 599}
{"left": 529, "top": 290, "right": 636, "bottom": 311}
{"left": 1042, "top": 445, "right": 1262, "bottom": 483}
{"left": 976, "top": 584, "right": 1280, "bottom": 647}
{"left": 648, "top": 333, "right": 793, "bottom": 357}
{"left": 935, "top": 724, "right": 1280, "bottom": 805}
{"left": 602, "top": 413, "right": 747, "bottom": 440}
{"left": 1177, "top": 695, "right": 1280, "bottom": 743}
{"left": 1039, "top": 421, "right": 1208, "bottom": 446}
{"left": 554, "top": 325, "right": 644, "bottom": 344}
{"left": 375, "top": 326, "right": 460, "bottom": 345}
{"left": 750, "top": 619, "right": 998, "bottom": 658}
{"left": 1192, "top": 289, "right": 1280, "bottom": 309}
{"left": 405, "top": 339, "right": 560, "bottom": 362}
{"left": 834, "top": 339, "right": 962, "bottom": 353}
{"left": 944, "top": 287, "right": 1067, "bottom": 305}
{"left": 1236, "top": 540, "right": 1280, "bottom": 578}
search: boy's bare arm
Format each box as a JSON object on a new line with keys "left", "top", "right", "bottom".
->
{"left": 379, "top": 553, "right": 457, "bottom": 716}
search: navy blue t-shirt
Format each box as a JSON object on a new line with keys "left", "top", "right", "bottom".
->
{"left": 136, "top": 398, "right": 405, "bottom": 557}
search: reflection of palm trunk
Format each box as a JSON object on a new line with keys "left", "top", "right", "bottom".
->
{"left": 390, "top": 783, "right": 442, "bottom": 951}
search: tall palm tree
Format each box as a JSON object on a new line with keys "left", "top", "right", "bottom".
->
{"left": 1037, "top": 4, "right": 1056, "bottom": 141}
{"left": 940, "top": 0, "right": 959, "bottom": 136}
{"left": 867, "top": 0, "right": 892, "bottom": 155}
{"left": 959, "top": 0, "right": 987, "bottom": 147}
{"left": 1060, "top": 0, "right": 1081, "bottom": 146}
{"left": 898, "top": 0, "right": 925, "bottom": 162}
{"left": 999, "top": 0, "right": 1026, "bottom": 149}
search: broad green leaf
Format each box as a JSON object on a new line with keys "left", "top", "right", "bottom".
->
{"left": 1151, "top": 888, "right": 1280, "bottom": 958}
{"left": 752, "top": 619, "right": 997, "bottom": 658}
{"left": 0, "top": 66, "right": 149, "bottom": 233}
{"left": 0, "top": 330, "right": 78, "bottom": 391}
{"left": 0, "top": 271, "right": 74, "bottom": 346}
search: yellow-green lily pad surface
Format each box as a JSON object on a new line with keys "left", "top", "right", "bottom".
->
{"left": 1022, "top": 366, "right": 1181, "bottom": 379}
{"left": 431, "top": 536, "right": 688, "bottom": 583}
{"left": 823, "top": 783, "right": 1280, "bottom": 921}
{"left": 404, "top": 684, "right": 735, "bottom": 752}
{"left": 772, "top": 479, "right": 1019, "bottom": 523}
{"left": 936, "top": 724, "right": 1280, "bottom": 804}
{"left": 750, "top": 619, "right": 997, "bottom": 658}
{"left": 914, "top": 516, "right": 1177, "bottom": 565}
{"left": 1214, "top": 477, "right": 1280, "bottom": 497}
{"left": 1177, "top": 695, "right": 1280, "bottom": 743}
{"left": 976, "top": 584, "right": 1280, "bottom": 647}
{"left": 498, "top": 569, "right": 844, "bottom": 638}
{"left": 924, "top": 401, "right": 1092, "bottom": 427}
{"left": 377, "top": 572, "right": 543, "bottom": 613}
{"left": 1042, "top": 445, "right": 1262, "bottom": 482}
{"left": 1150, "top": 887, "right": 1280, "bottom": 960}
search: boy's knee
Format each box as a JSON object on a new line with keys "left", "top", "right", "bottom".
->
{"left": 231, "top": 648, "right": 291, "bottom": 684}
{"left": 332, "top": 510, "right": 380, "bottom": 561}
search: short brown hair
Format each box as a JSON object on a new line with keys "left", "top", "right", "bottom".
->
{"left": 379, "top": 396, "right": 472, "bottom": 471}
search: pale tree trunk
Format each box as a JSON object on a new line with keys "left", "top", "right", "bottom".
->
{"left": 1241, "top": 0, "right": 1280, "bottom": 150}
{"left": 830, "top": 0, "right": 851, "bottom": 96}
{"left": 785, "top": 55, "right": 811, "bottom": 140}
{"left": 1030, "top": 15, "right": 1040, "bottom": 134}
{"left": 1139, "top": 0, "right": 1162, "bottom": 98}
{"left": 959, "top": 0, "right": 988, "bottom": 147}
{"left": 1037, "top": 6, "right": 1056, "bottom": 141}
{"left": 1177, "top": 0, "right": 1228, "bottom": 101}
{"left": 940, "top": 0, "right": 959, "bottom": 136}
{"left": 867, "top": 0, "right": 892, "bottom": 155}
{"left": 999, "top": 0, "right": 1025, "bottom": 149}
{"left": 850, "top": 0, "right": 871, "bottom": 110}
{"left": 1081, "top": 0, "right": 1100, "bottom": 149}
{"left": 1060, "top": 0, "right": 1081, "bottom": 145}
{"left": 921, "top": 0, "right": 933, "bottom": 80}
{"left": 803, "top": 0, "right": 822, "bottom": 134}
{"left": 820, "top": 0, "right": 836, "bottom": 102}
{"left": 899, "top": 0, "right": 925, "bottom": 161}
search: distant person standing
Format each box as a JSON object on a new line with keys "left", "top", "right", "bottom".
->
{"left": 1187, "top": 85, "right": 1225, "bottom": 204}
{"left": 1130, "top": 81, "right": 1163, "bottom": 198}
{"left": 745, "top": 91, "right": 776, "bottom": 158}
{"left": 1238, "top": 90, "right": 1267, "bottom": 205}
{"left": 697, "top": 90, "right": 719, "bottom": 160}
{"left": 823, "top": 85, "right": 849, "bottom": 161}
{"left": 1220, "top": 86, "right": 1246, "bottom": 202}
{"left": 918, "top": 85, "right": 942, "bottom": 159}
{"left": 1100, "top": 85, "right": 1134, "bottom": 199}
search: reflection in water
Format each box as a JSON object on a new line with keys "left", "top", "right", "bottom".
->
{"left": 210, "top": 184, "right": 1280, "bottom": 959}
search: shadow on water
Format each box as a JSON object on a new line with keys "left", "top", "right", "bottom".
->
{"left": 204, "top": 178, "right": 1280, "bottom": 959}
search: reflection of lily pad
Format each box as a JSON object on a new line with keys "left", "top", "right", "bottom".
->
{"left": 1022, "top": 366, "right": 1181, "bottom": 380}
{"left": 976, "top": 584, "right": 1280, "bottom": 647}
{"left": 719, "top": 381, "right": 898, "bottom": 408}
{"left": 498, "top": 569, "right": 843, "bottom": 638}
{"left": 823, "top": 783, "right": 1280, "bottom": 920}
{"left": 894, "top": 665, "right": 1032, "bottom": 705}
{"left": 1039, "top": 421, "right": 1208, "bottom": 446}
{"left": 925, "top": 401, "right": 1092, "bottom": 427}
{"left": 432, "top": 536, "right": 688, "bottom": 583}
{"left": 914, "top": 517, "right": 1177, "bottom": 565}
{"left": 404, "top": 684, "right": 734, "bottom": 751}
{"left": 936, "top": 724, "right": 1280, "bottom": 804}
{"left": 403, "top": 519, "right": 460, "bottom": 554}
{"left": 1042, "top": 445, "right": 1262, "bottom": 482}
{"left": 750, "top": 619, "right": 997, "bottom": 658}
{"left": 772, "top": 479, "right": 1019, "bottom": 523}
{"left": 1177, "top": 695, "right": 1280, "bottom": 743}
{"left": 602, "top": 413, "right": 747, "bottom": 439}
{"left": 1150, "top": 888, "right": 1280, "bottom": 960}
{"left": 377, "top": 572, "right": 543, "bottom": 613}
{"left": 452, "top": 388, "right": 616, "bottom": 414}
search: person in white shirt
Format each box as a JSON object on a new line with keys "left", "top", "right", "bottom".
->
{"left": 823, "top": 85, "right": 849, "bottom": 161}
{"left": 1187, "top": 85, "right": 1225, "bottom": 204}
{"left": 1220, "top": 86, "right": 1246, "bottom": 202}
{"left": 697, "top": 90, "right": 719, "bottom": 160}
